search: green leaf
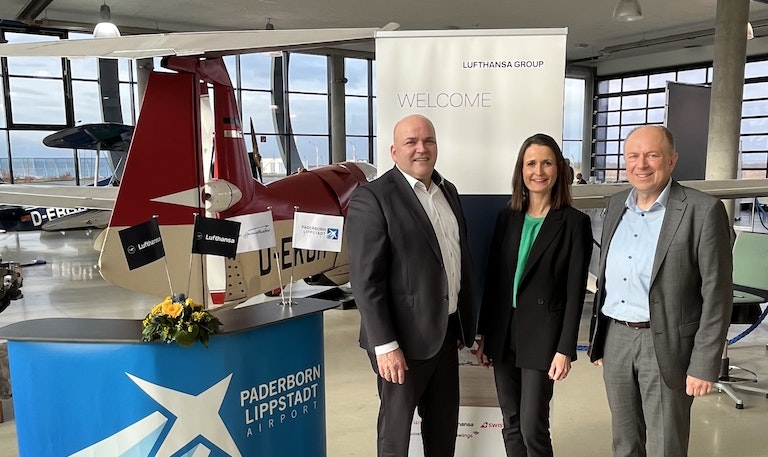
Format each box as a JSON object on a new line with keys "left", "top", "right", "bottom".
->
{"left": 174, "top": 327, "right": 199, "bottom": 347}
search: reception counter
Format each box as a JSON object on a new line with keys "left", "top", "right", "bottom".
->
{"left": 0, "top": 297, "right": 337, "bottom": 457}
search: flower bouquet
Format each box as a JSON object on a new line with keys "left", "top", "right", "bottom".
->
{"left": 141, "top": 294, "right": 222, "bottom": 347}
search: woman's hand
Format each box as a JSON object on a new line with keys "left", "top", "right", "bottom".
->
{"left": 548, "top": 352, "right": 572, "bottom": 381}
{"left": 470, "top": 336, "right": 492, "bottom": 367}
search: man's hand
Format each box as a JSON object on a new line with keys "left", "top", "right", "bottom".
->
{"left": 686, "top": 375, "right": 714, "bottom": 397}
{"left": 593, "top": 359, "right": 604, "bottom": 367}
{"left": 377, "top": 348, "right": 409, "bottom": 384}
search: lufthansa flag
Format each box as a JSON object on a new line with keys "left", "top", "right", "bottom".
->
{"left": 118, "top": 218, "right": 166, "bottom": 270}
{"left": 192, "top": 216, "right": 241, "bottom": 259}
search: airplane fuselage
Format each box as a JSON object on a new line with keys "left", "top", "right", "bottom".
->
{"left": 0, "top": 206, "right": 89, "bottom": 231}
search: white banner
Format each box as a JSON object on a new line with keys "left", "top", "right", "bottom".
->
{"left": 376, "top": 29, "right": 567, "bottom": 195}
{"left": 292, "top": 212, "right": 344, "bottom": 252}
{"left": 408, "top": 406, "right": 505, "bottom": 456}
{"left": 228, "top": 210, "right": 277, "bottom": 253}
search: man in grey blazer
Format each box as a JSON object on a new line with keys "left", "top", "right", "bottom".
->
{"left": 588, "top": 125, "right": 733, "bottom": 457}
{"left": 347, "top": 114, "right": 477, "bottom": 457}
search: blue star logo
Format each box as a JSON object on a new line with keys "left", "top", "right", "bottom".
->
{"left": 69, "top": 373, "right": 241, "bottom": 457}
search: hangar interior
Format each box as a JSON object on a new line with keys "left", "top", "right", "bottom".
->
{"left": 0, "top": 0, "right": 766, "bottom": 456}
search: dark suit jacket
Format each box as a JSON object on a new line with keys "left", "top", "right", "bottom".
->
{"left": 478, "top": 205, "right": 593, "bottom": 371}
{"left": 588, "top": 180, "right": 733, "bottom": 389}
{"left": 346, "top": 167, "right": 477, "bottom": 360}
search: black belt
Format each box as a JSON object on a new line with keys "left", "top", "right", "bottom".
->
{"left": 613, "top": 319, "right": 650, "bottom": 329}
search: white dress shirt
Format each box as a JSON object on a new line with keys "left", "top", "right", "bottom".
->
{"left": 374, "top": 167, "right": 462, "bottom": 355}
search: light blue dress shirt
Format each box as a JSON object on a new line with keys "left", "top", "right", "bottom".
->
{"left": 601, "top": 179, "right": 672, "bottom": 322}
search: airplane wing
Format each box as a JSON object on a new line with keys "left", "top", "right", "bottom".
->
{"left": 0, "top": 185, "right": 117, "bottom": 210}
{"left": 572, "top": 178, "right": 768, "bottom": 209}
{"left": 41, "top": 208, "right": 112, "bottom": 231}
{"left": 43, "top": 123, "right": 133, "bottom": 152}
{"left": 1, "top": 177, "right": 767, "bottom": 213}
{"left": 0, "top": 24, "right": 399, "bottom": 59}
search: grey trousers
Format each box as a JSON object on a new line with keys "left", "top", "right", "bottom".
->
{"left": 602, "top": 322, "right": 694, "bottom": 457}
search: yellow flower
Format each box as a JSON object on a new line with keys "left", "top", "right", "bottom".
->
{"left": 141, "top": 295, "right": 222, "bottom": 347}
{"left": 162, "top": 302, "right": 183, "bottom": 318}
{"left": 186, "top": 298, "right": 204, "bottom": 310}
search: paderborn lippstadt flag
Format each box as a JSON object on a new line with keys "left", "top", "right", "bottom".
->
{"left": 118, "top": 217, "right": 165, "bottom": 270}
{"left": 292, "top": 211, "right": 344, "bottom": 253}
{"left": 191, "top": 215, "right": 241, "bottom": 259}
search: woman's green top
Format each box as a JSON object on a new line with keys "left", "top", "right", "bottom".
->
{"left": 512, "top": 213, "right": 545, "bottom": 308}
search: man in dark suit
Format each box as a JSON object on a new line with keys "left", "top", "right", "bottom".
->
{"left": 588, "top": 125, "right": 733, "bottom": 457}
{"left": 347, "top": 114, "right": 477, "bottom": 457}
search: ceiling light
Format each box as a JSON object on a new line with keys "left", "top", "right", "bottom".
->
{"left": 265, "top": 19, "right": 275, "bottom": 30}
{"left": 748, "top": 22, "right": 755, "bottom": 40}
{"left": 613, "top": 0, "right": 644, "bottom": 22}
{"left": 93, "top": 3, "right": 120, "bottom": 38}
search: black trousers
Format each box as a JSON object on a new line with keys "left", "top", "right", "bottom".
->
{"left": 368, "top": 314, "right": 460, "bottom": 457}
{"left": 493, "top": 348, "right": 555, "bottom": 457}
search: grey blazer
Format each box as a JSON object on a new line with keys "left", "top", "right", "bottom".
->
{"left": 346, "top": 167, "right": 477, "bottom": 360}
{"left": 589, "top": 180, "right": 733, "bottom": 389}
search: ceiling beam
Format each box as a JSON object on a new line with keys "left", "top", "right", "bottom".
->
{"left": 16, "top": 0, "right": 55, "bottom": 22}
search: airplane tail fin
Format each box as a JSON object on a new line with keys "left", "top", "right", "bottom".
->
{"left": 99, "top": 56, "right": 371, "bottom": 306}
{"left": 99, "top": 67, "right": 208, "bottom": 302}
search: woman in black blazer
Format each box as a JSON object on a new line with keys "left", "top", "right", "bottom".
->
{"left": 473, "top": 133, "right": 593, "bottom": 457}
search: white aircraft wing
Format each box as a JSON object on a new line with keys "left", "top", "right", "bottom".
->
{"left": 41, "top": 208, "right": 112, "bottom": 231}
{"left": 0, "top": 24, "right": 399, "bottom": 59}
{"left": 2, "top": 177, "right": 766, "bottom": 212}
{"left": 682, "top": 178, "right": 768, "bottom": 199}
{"left": 0, "top": 185, "right": 117, "bottom": 210}
{"left": 572, "top": 178, "right": 768, "bottom": 209}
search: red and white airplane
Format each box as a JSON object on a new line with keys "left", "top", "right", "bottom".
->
{"left": 100, "top": 55, "right": 379, "bottom": 305}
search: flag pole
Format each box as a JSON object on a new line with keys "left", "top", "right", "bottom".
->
{"left": 273, "top": 251, "right": 288, "bottom": 306}
{"left": 266, "top": 206, "right": 287, "bottom": 306}
{"left": 186, "top": 213, "right": 198, "bottom": 302}
{"left": 267, "top": 205, "right": 286, "bottom": 305}
{"left": 288, "top": 205, "right": 300, "bottom": 306}
{"left": 153, "top": 215, "right": 174, "bottom": 299}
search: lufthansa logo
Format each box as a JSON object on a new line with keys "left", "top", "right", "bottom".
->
{"left": 127, "top": 245, "right": 136, "bottom": 254}
{"left": 196, "top": 231, "right": 203, "bottom": 240}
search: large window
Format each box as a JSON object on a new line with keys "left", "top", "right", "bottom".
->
{"left": 592, "top": 69, "right": 714, "bottom": 182}
{"left": 563, "top": 77, "right": 586, "bottom": 176}
{"left": 232, "top": 52, "right": 376, "bottom": 177}
{"left": 0, "top": 27, "right": 142, "bottom": 185}
{"left": 593, "top": 59, "right": 768, "bottom": 182}
{"left": 740, "top": 60, "right": 768, "bottom": 178}
{"left": 345, "top": 57, "right": 374, "bottom": 163}
{"left": 239, "top": 52, "right": 284, "bottom": 176}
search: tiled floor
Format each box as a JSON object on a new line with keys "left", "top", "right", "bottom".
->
{"left": 0, "top": 223, "right": 767, "bottom": 456}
